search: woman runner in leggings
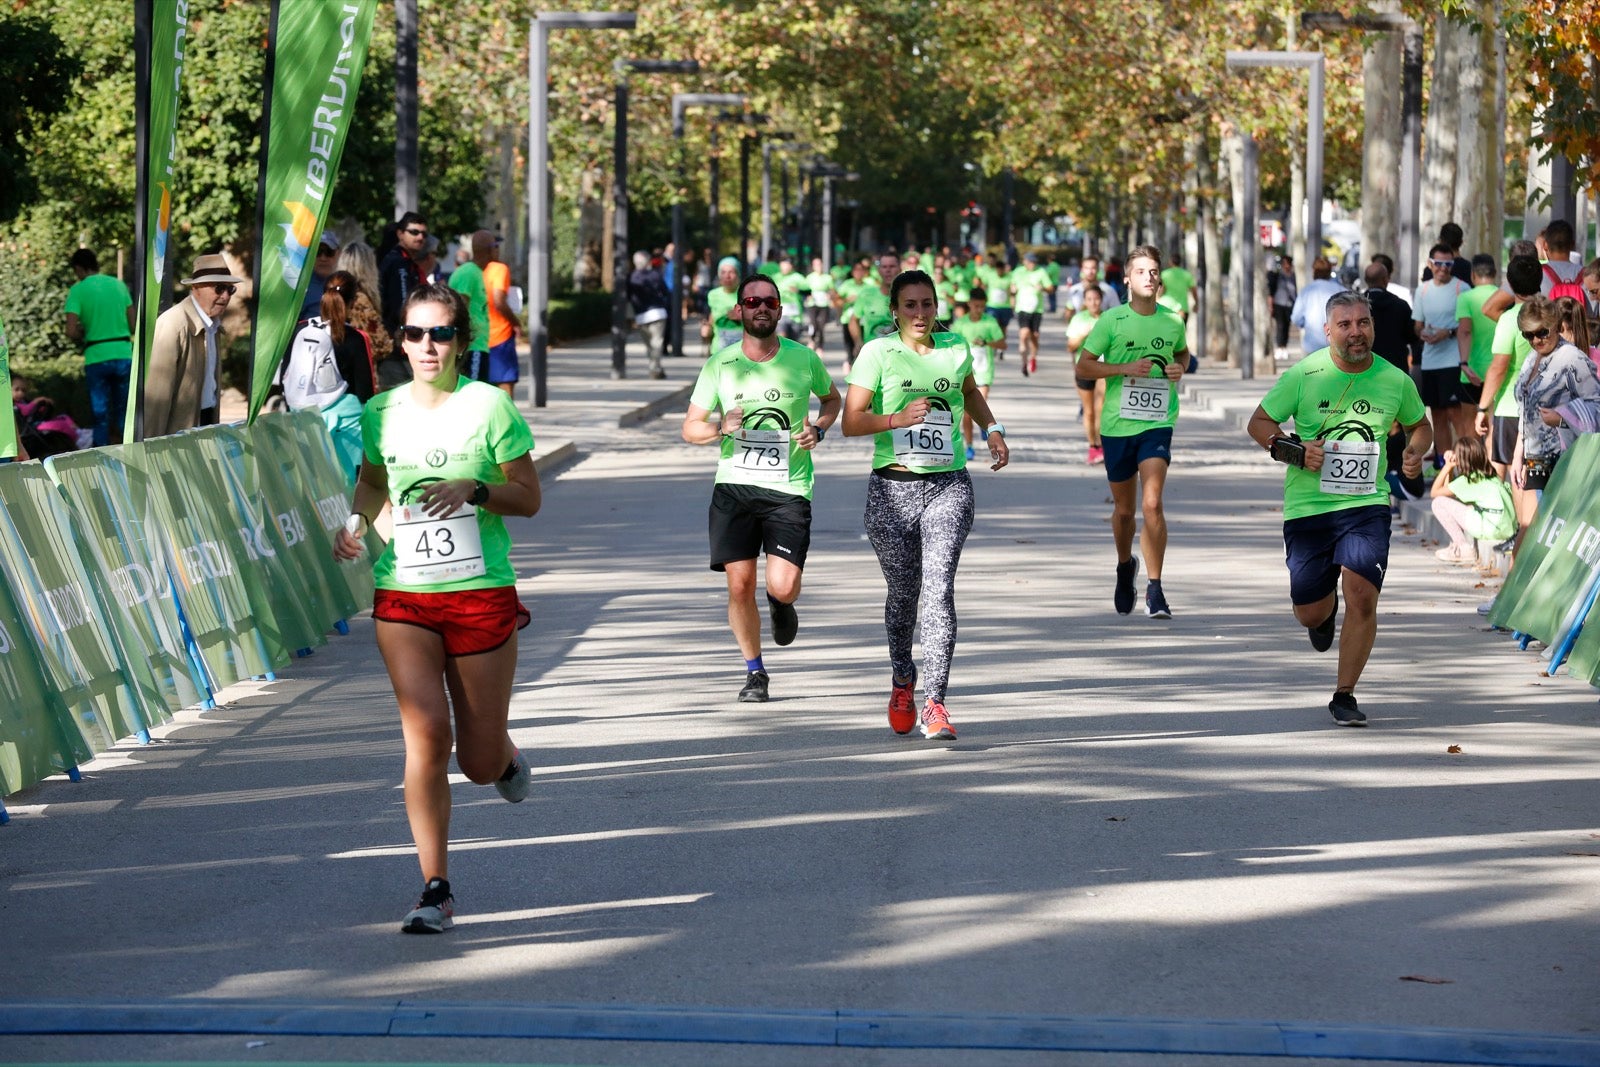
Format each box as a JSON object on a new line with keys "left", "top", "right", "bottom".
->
{"left": 843, "top": 269, "right": 1010, "bottom": 739}
{"left": 332, "top": 283, "right": 541, "bottom": 933}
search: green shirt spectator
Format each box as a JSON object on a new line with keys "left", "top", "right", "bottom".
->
{"left": 447, "top": 261, "right": 491, "bottom": 355}
{"left": 64, "top": 266, "right": 134, "bottom": 364}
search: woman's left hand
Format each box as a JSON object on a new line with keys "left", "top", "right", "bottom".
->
{"left": 987, "top": 432, "right": 1010, "bottom": 471}
{"left": 1539, "top": 406, "right": 1563, "bottom": 428}
{"left": 417, "top": 478, "right": 475, "bottom": 517}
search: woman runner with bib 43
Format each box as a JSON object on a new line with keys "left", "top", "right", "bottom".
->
{"left": 843, "top": 269, "right": 1010, "bottom": 740}
{"left": 333, "top": 283, "right": 541, "bottom": 933}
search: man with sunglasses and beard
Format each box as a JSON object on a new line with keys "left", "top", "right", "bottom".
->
{"left": 683, "top": 274, "right": 842, "bottom": 704}
{"left": 1247, "top": 290, "right": 1430, "bottom": 728}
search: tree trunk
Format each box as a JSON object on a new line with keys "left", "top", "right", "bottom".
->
{"left": 1285, "top": 4, "right": 1307, "bottom": 285}
{"left": 1456, "top": 0, "right": 1499, "bottom": 255}
{"left": 1421, "top": 13, "right": 1461, "bottom": 243}
{"left": 1360, "top": 13, "right": 1402, "bottom": 268}
{"left": 1488, "top": 0, "right": 1506, "bottom": 255}
{"left": 1201, "top": 135, "right": 1228, "bottom": 365}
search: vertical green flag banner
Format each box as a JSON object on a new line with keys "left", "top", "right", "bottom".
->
{"left": 128, "top": 0, "right": 190, "bottom": 443}
{"left": 249, "top": 0, "right": 377, "bottom": 422}
{"left": 1489, "top": 436, "right": 1600, "bottom": 644}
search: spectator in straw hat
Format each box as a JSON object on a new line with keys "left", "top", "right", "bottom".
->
{"left": 143, "top": 252, "right": 244, "bottom": 437}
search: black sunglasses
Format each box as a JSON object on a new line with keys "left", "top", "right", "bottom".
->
{"left": 400, "top": 324, "right": 458, "bottom": 343}
{"left": 1521, "top": 327, "right": 1551, "bottom": 341}
{"left": 211, "top": 284, "right": 237, "bottom": 296}
{"left": 404, "top": 227, "right": 428, "bottom": 236}
{"left": 740, "top": 295, "right": 780, "bottom": 310}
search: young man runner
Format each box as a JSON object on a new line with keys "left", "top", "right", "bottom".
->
{"left": 1247, "top": 290, "right": 1430, "bottom": 727}
{"left": 803, "top": 256, "right": 834, "bottom": 356}
{"left": 1075, "top": 245, "right": 1188, "bottom": 618}
{"left": 682, "top": 274, "right": 842, "bottom": 703}
{"left": 1010, "top": 251, "right": 1054, "bottom": 375}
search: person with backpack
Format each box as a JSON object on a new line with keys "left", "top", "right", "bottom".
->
{"left": 279, "top": 270, "right": 376, "bottom": 485}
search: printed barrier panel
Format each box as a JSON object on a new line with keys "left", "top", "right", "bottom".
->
{"left": 259, "top": 412, "right": 374, "bottom": 616}
{"left": 1489, "top": 435, "right": 1600, "bottom": 646}
{"left": 0, "top": 573, "right": 87, "bottom": 795}
{"left": 46, "top": 448, "right": 205, "bottom": 715}
{"left": 0, "top": 464, "right": 156, "bottom": 753}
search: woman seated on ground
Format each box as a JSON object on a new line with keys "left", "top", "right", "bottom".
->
{"left": 1429, "top": 435, "right": 1514, "bottom": 565}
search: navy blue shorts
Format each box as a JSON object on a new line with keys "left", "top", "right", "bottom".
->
{"left": 991, "top": 307, "right": 1013, "bottom": 331}
{"left": 461, "top": 349, "right": 492, "bottom": 382}
{"left": 1282, "top": 504, "right": 1391, "bottom": 605}
{"left": 486, "top": 338, "right": 519, "bottom": 384}
{"left": 1102, "top": 427, "right": 1172, "bottom": 483}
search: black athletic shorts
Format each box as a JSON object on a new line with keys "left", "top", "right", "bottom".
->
{"left": 709, "top": 482, "right": 812, "bottom": 571}
{"left": 1419, "top": 367, "right": 1462, "bottom": 408}
{"left": 1491, "top": 415, "right": 1518, "bottom": 466}
{"left": 1015, "top": 311, "right": 1043, "bottom": 333}
{"left": 1460, "top": 378, "right": 1483, "bottom": 406}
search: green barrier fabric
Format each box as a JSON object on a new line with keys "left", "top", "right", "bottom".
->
{"left": 259, "top": 413, "right": 373, "bottom": 618}
{"left": 133, "top": 434, "right": 284, "bottom": 681}
{"left": 1489, "top": 435, "right": 1600, "bottom": 643}
{"left": 0, "top": 568, "right": 87, "bottom": 796}
{"left": 1561, "top": 576, "right": 1600, "bottom": 688}
{"left": 0, "top": 464, "right": 156, "bottom": 753}
{"left": 45, "top": 449, "right": 205, "bottom": 715}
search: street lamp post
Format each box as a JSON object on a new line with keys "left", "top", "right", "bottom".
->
{"left": 805, "top": 161, "right": 856, "bottom": 271}
{"left": 610, "top": 58, "right": 698, "bottom": 380}
{"left": 1225, "top": 50, "right": 1325, "bottom": 289}
{"left": 529, "top": 11, "right": 635, "bottom": 407}
{"left": 670, "top": 92, "right": 746, "bottom": 360}
{"left": 760, "top": 136, "right": 802, "bottom": 263}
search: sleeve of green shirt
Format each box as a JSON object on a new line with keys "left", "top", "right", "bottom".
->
{"left": 1081, "top": 310, "right": 1114, "bottom": 357}
{"left": 845, "top": 342, "right": 883, "bottom": 393}
{"left": 689, "top": 357, "right": 722, "bottom": 412}
{"left": 1397, "top": 375, "right": 1425, "bottom": 426}
{"left": 809, "top": 351, "right": 832, "bottom": 399}
{"left": 488, "top": 391, "right": 536, "bottom": 461}
{"left": 1259, "top": 368, "right": 1300, "bottom": 425}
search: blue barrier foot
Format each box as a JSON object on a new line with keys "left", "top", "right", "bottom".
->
{"left": 264, "top": 671, "right": 278, "bottom": 682}
{"left": 202, "top": 697, "right": 216, "bottom": 710}
{"left": 136, "top": 729, "right": 151, "bottom": 746}
{"left": 66, "top": 766, "right": 82, "bottom": 783}
{"left": 295, "top": 648, "right": 313, "bottom": 658}
{"left": 0, "top": 799, "right": 9, "bottom": 825}
{"left": 1518, "top": 634, "right": 1533, "bottom": 651}
{"left": 334, "top": 620, "right": 350, "bottom": 636}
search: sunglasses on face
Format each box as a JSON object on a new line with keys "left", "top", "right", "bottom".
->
{"left": 1430, "top": 259, "right": 1454, "bottom": 268}
{"left": 400, "top": 324, "right": 458, "bottom": 343}
{"left": 740, "top": 295, "right": 780, "bottom": 310}
{"left": 404, "top": 227, "right": 427, "bottom": 237}
{"left": 1521, "top": 328, "right": 1552, "bottom": 341}
{"left": 211, "top": 284, "right": 237, "bottom": 296}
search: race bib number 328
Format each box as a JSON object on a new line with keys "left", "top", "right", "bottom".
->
{"left": 1319, "top": 439, "right": 1380, "bottom": 496}
{"left": 392, "top": 503, "right": 487, "bottom": 584}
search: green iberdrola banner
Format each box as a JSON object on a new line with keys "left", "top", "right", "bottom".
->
{"left": 1489, "top": 435, "right": 1600, "bottom": 646}
{"left": 248, "top": 0, "right": 377, "bottom": 422}
{"left": 128, "top": 0, "right": 190, "bottom": 442}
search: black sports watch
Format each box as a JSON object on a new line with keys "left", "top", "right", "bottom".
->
{"left": 469, "top": 480, "right": 490, "bottom": 506}
{"left": 813, "top": 423, "right": 827, "bottom": 442}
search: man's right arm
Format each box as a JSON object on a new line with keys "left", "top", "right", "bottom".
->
{"left": 1475, "top": 352, "right": 1511, "bottom": 435}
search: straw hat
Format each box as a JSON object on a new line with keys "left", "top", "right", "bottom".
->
{"left": 179, "top": 253, "right": 247, "bottom": 287}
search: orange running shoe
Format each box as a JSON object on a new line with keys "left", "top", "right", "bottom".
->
{"left": 888, "top": 668, "right": 917, "bottom": 735}
{"left": 920, "top": 699, "right": 956, "bottom": 741}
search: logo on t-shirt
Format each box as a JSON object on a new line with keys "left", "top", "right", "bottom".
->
{"left": 901, "top": 379, "right": 914, "bottom": 388}
{"left": 934, "top": 378, "right": 951, "bottom": 392}
{"left": 743, "top": 407, "right": 791, "bottom": 430}
{"left": 1352, "top": 399, "right": 1372, "bottom": 415}
{"left": 425, "top": 448, "right": 448, "bottom": 468}
{"left": 765, "top": 388, "right": 781, "bottom": 402}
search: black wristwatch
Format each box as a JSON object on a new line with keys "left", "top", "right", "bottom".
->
{"left": 813, "top": 423, "right": 827, "bottom": 442}
{"left": 469, "top": 480, "right": 490, "bottom": 506}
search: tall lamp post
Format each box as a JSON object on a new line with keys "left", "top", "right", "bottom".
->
{"left": 670, "top": 92, "right": 746, "bottom": 360}
{"left": 805, "top": 161, "right": 857, "bottom": 271}
{"left": 760, "top": 136, "right": 804, "bottom": 262}
{"left": 611, "top": 57, "right": 698, "bottom": 380}
{"left": 1301, "top": 11, "right": 1422, "bottom": 285}
{"left": 529, "top": 11, "right": 635, "bottom": 407}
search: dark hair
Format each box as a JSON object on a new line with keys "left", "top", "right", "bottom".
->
{"left": 889, "top": 268, "right": 935, "bottom": 309}
{"left": 69, "top": 248, "right": 99, "bottom": 272}
{"left": 401, "top": 281, "right": 471, "bottom": 350}
{"left": 398, "top": 210, "right": 428, "bottom": 231}
{"left": 1371, "top": 253, "right": 1396, "bottom": 274}
{"left": 1581, "top": 257, "right": 1600, "bottom": 283}
{"left": 952, "top": 302, "right": 970, "bottom": 316}
{"left": 968, "top": 286, "right": 988, "bottom": 303}
{"left": 321, "top": 270, "right": 360, "bottom": 343}
{"left": 1546, "top": 219, "right": 1574, "bottom": 253}
{"left": 1509, "top": 238, "right": 1538, "bottom": 260}
{"left": 1452, "top": 435, "right": 1494, "bottom": 482}
{"left": 1506, "top": 255, "right": 1543, "bottom": 298}
{"left": 1439, "top": 222, "right": 1464, "bottom": 251}
{"left": 1428, "top": 242, "right": 1454, "bottom": 260}
{"left": 736, "top": 273, "right": 778, "bottom": 302}
{"left": 1471, "top": 254, "right": 1497, "bottom": 280}
{"left": 1363, "top": 261, "right": 1389, "bottom": 288}
{"left": 1556, "top": 295, "right": 1592, "bottom": 351}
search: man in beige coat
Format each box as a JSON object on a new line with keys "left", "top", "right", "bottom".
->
{"left": 142, "top": 254, "right": 244, "bottom": 438}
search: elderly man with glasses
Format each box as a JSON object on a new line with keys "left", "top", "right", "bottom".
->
{"left": 143, "top": 253, "right": 244, "bottom": 437}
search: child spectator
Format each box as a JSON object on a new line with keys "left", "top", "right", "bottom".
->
{"left": 1429, "top": 435, "right": 1514, "bottom": 564}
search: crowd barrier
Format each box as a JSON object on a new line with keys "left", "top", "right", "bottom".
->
{"left": 1487, "top": 433, "right": 1600, "bottom": 686}
{"left": 0, "top": 412, "right": 375, "bottom": 817}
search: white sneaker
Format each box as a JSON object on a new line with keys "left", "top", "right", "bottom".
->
{"left": 401, "top": 878, "right": 454, "bottom": 934}
{"left": 493, "top": 750, "right": 531, "bottom": 803}
{"left": 1476, "top": 595, "right": 1496, "bottom": 616}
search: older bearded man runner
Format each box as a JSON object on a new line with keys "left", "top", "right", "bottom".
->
{"left": 683, "top": 273, "right": 842, "bottom": 704}
{"left": 1247, "top": 291, "right": 1430, "bottom": 727}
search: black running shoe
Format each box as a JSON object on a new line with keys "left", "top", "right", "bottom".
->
{"left": 738, "top": 669, "right": 770, "bottom": 703}
{"left": 1114, "top": 558, "right": 1139, "bottom": 615}
{"left": 401, "top": 878, "right": 454, "bottom": 934}
{"left": 769, "top": 597, "right": 799, "bottom": 647}
{"left": 1309, "top": 591, "right": 1338, "bottom": 652}
{"left": 1328, "top": 690, "right": 1367, "bottom": 727}
{"left": 1145, "top": 580, "right": 1172, "bottom": 619}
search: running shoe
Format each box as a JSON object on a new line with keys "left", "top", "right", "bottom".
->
{"left": 1476, "top": 595, "right": 1496, "bottom": 616}
{"left": 888, "top": 667, "right": 917, "bottom": 735}
{"left": 770, "top": 598, "right": 799, "bottom": 647}
{"left": 921, "top": 699, "right": 957, "bottom": 740}
{"left": 1021, "top": 360, "right": 1030, "bottom": 377}
{"left": 1114, "top": 557, "right": 1139, "bottom": 615}
{"left": 1028, "top": 356, "right": 1038, "bottom": 375}
{"left": 1435, "top": 544, "right": 1474, "bottom": 564}
{"left": 965, "top": 445, "right": 976, "bottom": 460}
{"left": 493, "top": 750, "right": 531, "bottom": 803}
{"left": 1145, "top": 580, "right": 1172, "bottom": 619}
{"left": 1328, "top": 690, "right": 1367, "bottom": 727}
{"left": 1309, "top": 591, "right": 1337, "bottom": 653}
{"left": 1087, "top": 445, "right": 1104, "bottom": 465}
{"left": 738, "top": 669, "right": 770, "bottom": 703}
{"left": 401, "top": 878, "right": 454, "bottom": 934}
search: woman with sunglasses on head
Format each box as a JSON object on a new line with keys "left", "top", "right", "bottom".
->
{"left": 280, "top": 270, "right": 377, "bottom": 484}
{"left": 1509, "top": 295, "right": 1600, "bottom": 502}
{"left": 332, "top": 283, "right": 541, "bottom": 934}
{"left": 842, "top": 269, "right": 1010, "bottom": 741}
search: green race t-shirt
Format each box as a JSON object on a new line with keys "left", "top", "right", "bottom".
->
{"left": 847, "top": 332, "right": 973, "bottom": 473}
{"left": 851, "top": 286, "right": 896, "bottom": 340}
{"left": 361, "top": 377, "right": 535, "bottom": 592}
{"left": 775, "top": 271, "right": 806, "bottom": 317}
{"left": 804, "top": 271, "right": 834, "bottom": 309}
{"left": 1456, "top": 283, "right": 1499, "bottom": 381}
{"left": 1081, "top": 303, "right": 1189, "bottom": 438}
{"left": 1160, "top": 267, "right": 1195, "bottom": 314}
{"left": 1011, "top": 266, "right": 1052, "bottom": 314}
{"left": 1489, "top": 308, "right": 1533, "bottom": 417}
{"left": 950, "top": 313, "right": 1003, "bottom": 386}
{"left": 64, "top": 273, "right": 134, "bottom": 364}
{"left": 689, "top": 337, "right": 834, "bottom": 499}
{"left": 447, "top": 262, "right": 490, "bottom": 353}
{"left": 1448, "top": 474, "right": 1516, "bottom": 541}
{"left": 707, "top": 285, "right": 740, "bottom": 333}
{"left": 0, "top": 313, "right": 15, "bottom": 459}
{"left": 1259, "top": 348, "right": 1425, "bottom": 521}
{"left": 1045, "top": 262, "right": 1062, "bottom": 286}
{"left": 979, "top": 266, "right": 1013, "bottom": 308}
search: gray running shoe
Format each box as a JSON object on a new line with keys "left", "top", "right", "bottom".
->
{"left": 494, "top": 750, "right": 530, "bottom": 803}
{"left": 401, "top": 878, "right": 454, "bottom": 934}
{"left": 1328, "top": 691, "right": 1367, "bottom": 727}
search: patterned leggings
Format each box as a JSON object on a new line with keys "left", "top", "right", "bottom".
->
{"left": 864, "top": 469, "right": 976, "bottom": 704}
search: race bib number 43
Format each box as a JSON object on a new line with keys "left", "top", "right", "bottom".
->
{"left": 893, "top": 408, "right": 954, "bottom": 467}
{"left": 730, "top": 428, "right": 790, "bottom": 483}
{"left": 392, "top": 503, "right": 486, "bottom": 584}
{"left": 1319, "top": 439, "right": 1380, "bottom": 495}
{"left": 1119, "top": 378, "right": 1171, "bottom": 421}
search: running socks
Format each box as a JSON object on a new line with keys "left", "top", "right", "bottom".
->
{"left": 746, "top": 655, "right": 765, "bottom": 674}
